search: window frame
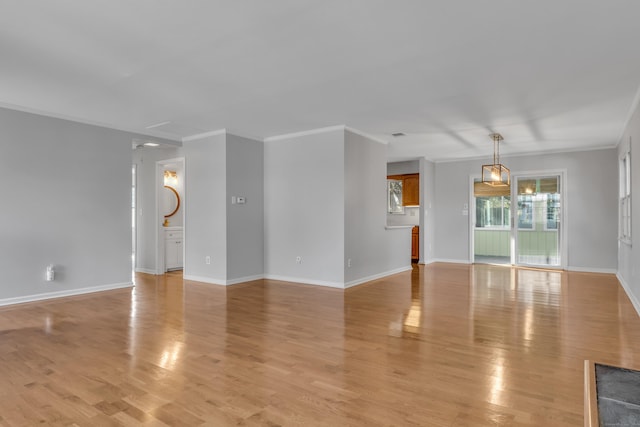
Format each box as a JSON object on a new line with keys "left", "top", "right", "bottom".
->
{"left": 620, "top": 145, "right": 632, "bottom": 245}
{"left": 544, "top": 192, "right": 560, "bottom": 231}
{"left": 475, "top": 195, "right": 511, "bottom": 229}
{"left": 517, "top": 194, "right": 535, "bottom": 231}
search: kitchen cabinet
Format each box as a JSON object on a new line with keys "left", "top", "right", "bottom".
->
{"left": 403, "top": 174, "right": 419, "bottom": 206}
{"left": 165, "top": 228, "right": 183, "bottom": 271}
{"left": 412, "top": 226, "right": 419, "bottom": 261}
{"left": 387, "top": 173, "right": 419, "bottom": 206}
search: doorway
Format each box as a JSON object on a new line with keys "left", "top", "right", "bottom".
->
{"left": 156, "top": 157, "right": 185, "bottom": 274}
{"left": 471, "top": 171, "right": 565, "bottom": 269}
{"left": 514, "top": 175, "right": 562, "bottom": 268}
{"left": 473, "top": 179, "right": 511, "bottom": 265}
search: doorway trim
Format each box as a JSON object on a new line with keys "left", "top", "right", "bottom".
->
{"left": 155, "top": 157, "right": 185, "bottom": 275}
{"left": 131, "top": 164, "right": 137, "bottom": 278}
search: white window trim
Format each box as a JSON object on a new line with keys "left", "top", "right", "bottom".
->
{"left": 620, "top": 144, "right": 632, "bottom": 245}
{"left": 543, "top": 193, "right": 560, "bottom": 232}
{"left": 517, "top": 195, "right": 535, "bottom": 231}
{"left": 475, "top": 195, "right": 510, "bottom": 229}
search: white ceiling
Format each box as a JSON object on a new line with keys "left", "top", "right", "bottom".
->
{"left": 1, "top": 1, "right": 639, "bottom": 161}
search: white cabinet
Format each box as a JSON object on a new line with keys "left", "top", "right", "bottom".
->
{"left": 164, "top": 227, "right": 183, "bottom": 271}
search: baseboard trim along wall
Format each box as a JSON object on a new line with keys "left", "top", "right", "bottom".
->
{"left": 0, "top": 282, "right": 133, "bottom": 307}
{"left": 183, "top": 274, "right": 227, "bottom": 286}
{"left": 430, "top": 258, "right": 473, "bottom": 265}
{"left": 344, "top": 265, "right": 413, "bottom": 288}
{"left": 135, "top": 268, "right": 157, "bottom": 274}
{"left": 617, "top": 273, "right": 640, "bottom": 317}
{"left": 225, "top": 275, "right": 265, "bottom": 286}
{"left": 424, "top": 261, "right": 617, "bottom": 274}
{"left": 567, "top": 266, "right": 617, "bottom": 274}
{"left": 186, "top": 268, "right": 416, "bottom": 289}
{"left": 183, "top": 274, "right": 266, "bottom": 286}
{"left": 263, "top": 274, "right": 344, "bottom": 288}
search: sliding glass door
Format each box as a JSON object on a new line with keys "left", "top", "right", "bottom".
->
{"left": 514, "top": 175, "right": 561, "bottom": 267}
{"left": 473, "top": 173, "right": 563, "bottom": 268}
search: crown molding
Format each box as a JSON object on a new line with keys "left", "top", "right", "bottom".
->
{"left": 224, "top": 129, "right": 264, "bottom": 143}
{"left": 344, "top": 126, "right": 389, "bottom": 145}
{"left": 616, "top": 82, "right": 640, "bottom": 147}
{"left": 0, "top": 101, "right": 181, "bottom": 144}
{"left": 264, "top": 125, "right": 346, "bottom": 142}
{"left": 264, "top": 124, "right": 389, "bottom": 145}
{"left": 182, "top": 128, "right": 264, "bottom": 143}
{"left": 181, "top": 128, "right": 227, "bottom": 142}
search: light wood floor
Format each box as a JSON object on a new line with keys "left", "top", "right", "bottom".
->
{"left": 1, "top": 264, "right": 639, "bottom": 426}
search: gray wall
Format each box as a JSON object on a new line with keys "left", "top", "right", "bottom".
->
{"left": 264, "top": 130, "right": 345, "bottom": 286}
{"left": 387, "top": 207, "right": 419, "bottom": 226}
{"left": 180, "top": 132, "right": 264, "bottom": 284}
{"left": 618, "top": 100, "right": 640, "bottom": 312}
{"left": 345, "top": 130, "right": 411, "bottom": 285}
{"left": 182, "top": 134, "right": 227, "bottom": 282}
{"left": 420, "top": 158, "right": 436, "bottom": 263}
{"left": 226, "top": 134, "right": 264, "bottom": 282}
{"left": 0, "top": 107, "right": 174, "bottom": 304}
{"left": 387, "top": 160, "right": 419, "bottom": 175}
{"left": 132, "top": 145, "right": 180, "bottom": 273}
{"left": 1, "top": 104, "right": 622, "bottom": 305}
{"left": 434, "top": 148, "right": 618, "bottom": 271}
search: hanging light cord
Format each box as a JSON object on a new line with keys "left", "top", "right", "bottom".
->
{"left": 491, "top": 133, "right": 503, "bottom": 166}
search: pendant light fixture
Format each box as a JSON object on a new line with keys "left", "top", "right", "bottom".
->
{"left": 482, "top": 133, "right": 510, "bottom": 187}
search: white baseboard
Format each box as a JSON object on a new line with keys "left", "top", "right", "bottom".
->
{"left": 567, "top": 266, "right": 617, "bottom": 274}
{"left": 264, "top": 266, "right": 413, "bottom": 289}
{"left": 183, "top": 274, "right": 265, "bottom": 286}
{"left": 344, "top": 265, "right": 412, "bottom": 288}
{"left": 225, "top": 274, "right": 264, "bottom": 285}
{"left": 0, "top": 282, "right": 133, "bottom": 307}
{"left": 430, "top": 258, "right": 472, "bottom": 265}
{"left": 263, "top": 274, "right": 344, "bottom": 289}
{"left": 616, "top": 273, "right": 640, "bottom": 317}
{"left": 183, "top": 274, "right": 227, "bottom": 286}
{"left": 135, "top": 267, "right": 158, "bottom": 274}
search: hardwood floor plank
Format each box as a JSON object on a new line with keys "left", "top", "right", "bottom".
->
{"left": 1, "top": 264, "right": 639, "bottom": 425}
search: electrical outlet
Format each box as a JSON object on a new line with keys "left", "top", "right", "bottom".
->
{"left": 205, "top": 256, "right": 211, "bottom": 265}
{"left": 347, "top": 258, "right": 352, "bottom": 268}
{"left": 296, "top": 256, "right": 302, "bottom": 264}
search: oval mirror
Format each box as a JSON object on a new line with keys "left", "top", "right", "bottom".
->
{"left": 164, "top": 185, "right": 180, "bottom": 218}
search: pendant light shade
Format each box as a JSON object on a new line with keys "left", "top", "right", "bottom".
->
{"left": 481, "top": 133, "right": 510, "bottom": 187}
